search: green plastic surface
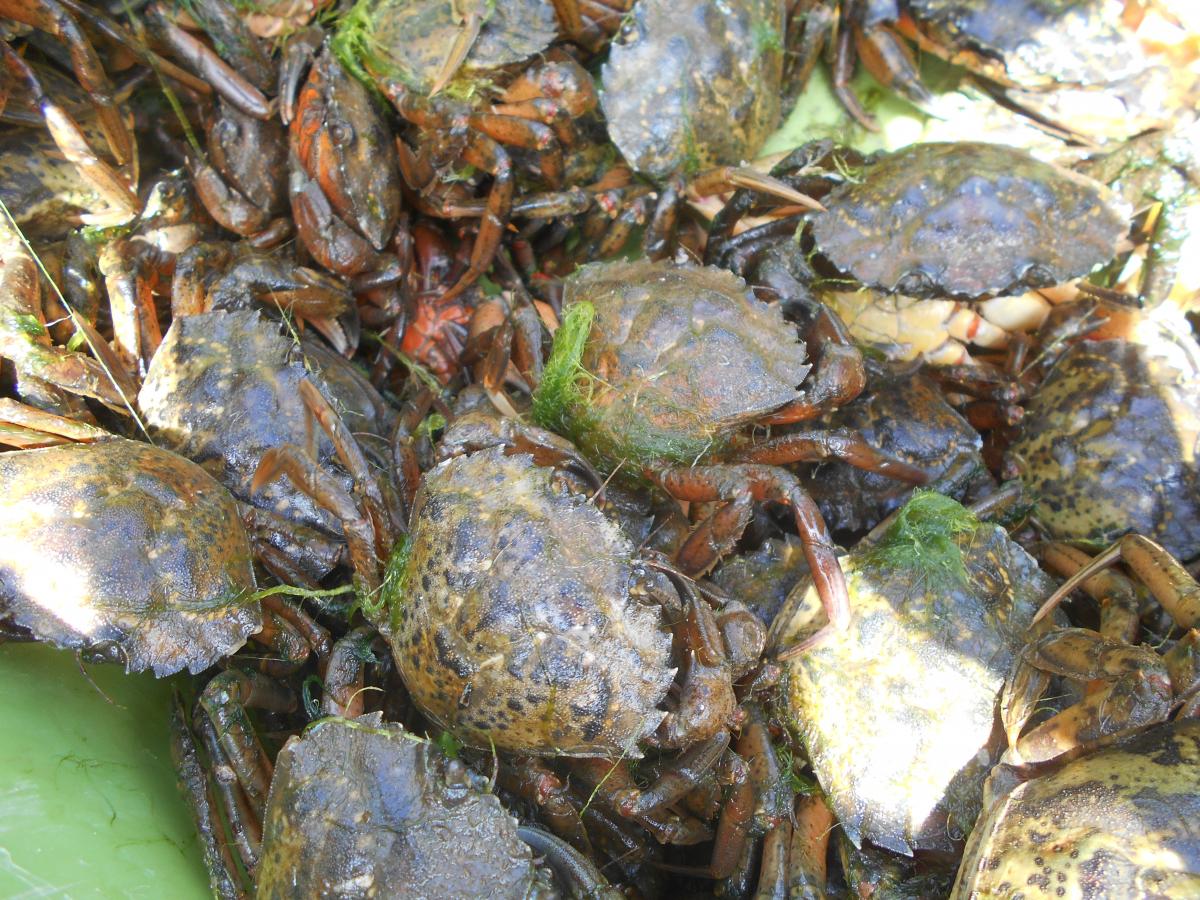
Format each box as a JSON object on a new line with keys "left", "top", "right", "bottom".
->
{"left": 0, "top": 644, "right": 209, "bottom": 899}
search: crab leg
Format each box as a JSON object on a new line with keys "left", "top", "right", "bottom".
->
{"left": 789, "top": 794, "right": 834, "bottom": 898}
{"left": 496, "top": 758, "right": 593, "bottom": 856}
{"left": 738, "top": 427, "right": 929, "bottom": 484}
{"left": 0, "top": 43, "right": 137, "bottom": 221}
{"left": 566, "top": 757, "right": 714, "bottom": 845}
{"left": 516, "top": 826, "right": 623, "bottom": 900}
{"left": 1014, "top": 628, "right": 1173, "bottom": 763}
{"left": 0, "top": 397, "right": 107, "bottom": 447}
{"left": 0, "top": 0, "right": 133, "bottom": 165}
{"left": 653, "top": 463, "right": 850, "bottom": 645}
{"left": 1039, "top": 542, "right": 1141, "bottom": 643}
{"left": 768, "top": 306, "right": 868, "bottom": 421}
{"left": 169, "top": 695, "right": 250, "bottom": 900}
{"left": 252, "top": 445, "right": 383, "bottom": 592}
{"left": 1035, "top": 534, "right": 1200, "bottom": 629}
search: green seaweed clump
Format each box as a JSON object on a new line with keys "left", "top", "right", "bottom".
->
{"left": 863, "top": 490, "right": 980, "bottom": 589}
{"left": 530, "top": 300, "right": 596, "bottom": 437}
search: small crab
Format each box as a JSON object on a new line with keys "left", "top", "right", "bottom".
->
{"left": 0, "top": 435, "right": 261, "bottom": 675}
{"left": 954, "top": 718, "right": 1200, "bottom": 898}
{"left": 331, "top": 0, "right": 597, "bottom": 297}
{"left": 1004, "top": 528, "right": 1200, "bottom": 765}
{"left": 600, "top": 0, "right": 784, "bottom": 181}
{"left": 139, "top": 306, "right": 396, "bottom": 583}
{"left": 149, "top": 0, "right": 291, "bottom": 243}
{"left": 528, "top": 259, "right": 930, "bottom": 646}
{"left": 767, "top": 492, "right": 1056, "bottom": 854}
{"left": 1006, "top": 312, "right": 1200, "bottom": 562}
{"left": 282, "top": 30, "right": 404, "bottom": 278}
{"left": 798, "top": 358, "right": 991, "bottom": 535}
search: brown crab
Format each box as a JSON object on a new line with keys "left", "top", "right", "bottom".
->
{"left": 527, "top": 258, "right": 930, "bottom": 648}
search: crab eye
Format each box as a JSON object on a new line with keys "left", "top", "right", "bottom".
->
{"left": 896, "top": 269, "right": 937, "bottom": 298}
{"left": 328, "top": 120, "right": 355, "bottom": 147}
{"left": 214, "top": 118, "right": 240, "bottom": 143}
{"left": 1020, "top": 262, "right": 1056, "bottom": 287}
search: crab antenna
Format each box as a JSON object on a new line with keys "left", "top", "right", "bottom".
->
{"left": 1032, "top": 542, "right": 1124, "bottom": 625}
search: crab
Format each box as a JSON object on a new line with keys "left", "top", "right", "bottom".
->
{"left": 792, "top": 0, "right": 1174, "bottom": 136}
{"left": 600, "top": 0, "right": 783, "bottom": 181}
{"left": 527, "top": 258, "right": 931, "bottom": 646}
{"left": 953, "top": 718, "right": 1200, "bottom": 898}
{"left": 767, "top": 491, "right": 1057, "bottom": 855}
{"left": 1005, "top": 308, "right": 1200, "bottom": 563}
{"left": 174, "top": 708, "right": 618, "bottom": 898}
{"left": 797, "top": 357, "right": 991, "bottom": 535}
{"left": 331, "top": 0, "right": 598, "bottom": 298}
{"left": 281, "top": 29, "right": 404, "bottom": 279}
{"left": 149, "top": 0, "right": 292, "bottom": 243}
{"left": 138, "top": 305, "right": 396, "bottom": 583}
{"left": 0, "top": 434, "right": 263, "bottom": 676}
{"left": 1000, "top": 527, "right": 1200, "bottom": 766}
{"left": 706, "top": 141, "right": 1129, "bottom": 371}
{"left": 809, "top": 141, "right": 1130, "bottom": 300}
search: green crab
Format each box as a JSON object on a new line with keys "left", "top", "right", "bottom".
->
{"left": 954, "top": 719, "right": 1200, "bottom": 897}
{"left": 529, "top": 259, "right": 930, "bottom": 647}
{"left": 767, "top": 491, "right": 1056, "bottom": 855}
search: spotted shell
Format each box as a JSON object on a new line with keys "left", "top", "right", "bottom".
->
{"left": 391, "top": 447, "right": 674, "bottom": 756}
{"left": 1007, "top": 338, "right": 1200, "bottom": 560}
{"left": 953, "top": 719, "right": 1200, "bottom": 898}
{"left": 0, "top": 439, "right": 259, "bottom": 675}
{"left": 257, "top": 716, "right": 547, "bottom": 898}
{"left": 600, "top": 0, "right": 783, "bottom": 179}
{"left": 811, "top": 142, "right": 1129, "bottom": 299}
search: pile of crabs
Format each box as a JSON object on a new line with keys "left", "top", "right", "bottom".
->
{"left": 2, "top": 0, "right": 1200, "bottom": 895}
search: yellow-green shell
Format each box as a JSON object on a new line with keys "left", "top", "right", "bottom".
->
{"left": 391, "top": 447, "right": 673, "bottom": 756}
{"left": 0, "top": 439, "right": 259, "bottom": 675}
{"left": 1008, "top": 338, "right": 1200, "bottom": 560}
{"left": 769, "top": 498, "right": 1055, "bottom": 854}
{"left": 954, "top": 719, "right": 1200, "bottom": 898}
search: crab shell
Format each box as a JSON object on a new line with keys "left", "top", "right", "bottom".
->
{"left": 390, "top": 447, "right": 674, "bottom": 757}
{"left": 552, "top": 259, "right": 810, "bottom": 473}
{"left": 1007, "top": 337, "right": 1200, "bottom": 561}
{"left": 140, "top": 309, "right": 393, "bottom": 558}
{"left": 257, "top": 716, "right": 549, "bottom": 898}
{"left": 0, "top": 438, "right": 260, "bottom": 676}
{"left": 953, "top": 719, "right": 1200, "bottom": 897}
{"left": 338, "top": 0, "right": 557, "bottom": 96}
{"left": 811, "top": 142, "right": 1130, "bottom": 300}
{"left": 768, "top": 499, "right": 1055, "bottom": 854}
{"left": 600, "top": 0, "right": 783, "bottom": 179}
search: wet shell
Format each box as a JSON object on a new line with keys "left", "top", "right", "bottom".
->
{"left": 811, "top": 142, "right": 1129, "bottom": 299}
{"left": 601, "top": 0, "right": 783, "bottom": 179}
{"left": 393, "top": 447, "right": 674, "bottom": 756}
{"left": 954, "top": 719, "right": 1200, "bottom": 897}
{"left": 258, "top": 716, "right": 544, "bottom": 898}
{"left": 0, "top": 439, "right": 259, "bottom": 675}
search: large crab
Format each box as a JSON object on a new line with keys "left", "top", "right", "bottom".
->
{"left": 173, "top": 711, "right": 616, "bottom": 898}
{"left": 1005, "top": 303, "right": 1200, "bottom": 562}
{"left": 706, "top": 140, "right": 1131, "bottom": 375}
{"left": 767, "top": 491, "right": 1057, "bottom": 855}
{"left": 527, "top": 258, "right": 930, "bottom": 647}
{"left": 954, "top": 719, "right": 1200, "bottom": 897}
{"left": 0, "top": 431, "right": 302, "bottom": 676}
